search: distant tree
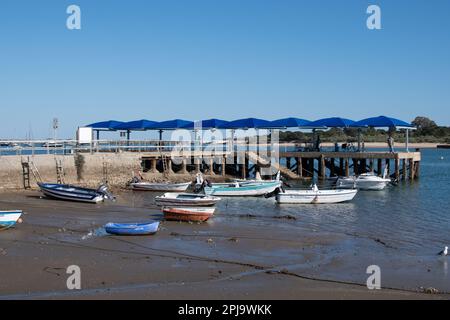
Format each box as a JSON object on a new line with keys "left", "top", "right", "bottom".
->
{"left": 412, "top": 116, "right": 438, "bottom": 135}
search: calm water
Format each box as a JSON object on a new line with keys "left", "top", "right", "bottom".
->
{"left": 120, "top": 148, "right": 449, "bottom": 291}
{"left": 214, "top": 148, "right": 450, "bottom": 290}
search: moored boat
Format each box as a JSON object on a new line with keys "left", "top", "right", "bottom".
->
{"left": 104, "top": 221, "right": 160, "bottom": 236}
{"left": 337, "top": 173, "right": 391, "bottom": 191}
{"left": 0, "top": 210, "right": 23, "bottom": 230}
{"left": 155, "top": 193, "right": 221, "bottom": 207}
{"left": 131, "top": 181, "right": 191, "bottom": 192}
{"left": 204, "top": 180, "right": 282, "bottom": 197}
{"left": 162, "top": 207, "right": 215, "bottom": 222}
{"left": 271, "top": 185, "right": 357, "bottom": 204}
{"left": 38, "top": 183, "right": 115, "bottom": 203}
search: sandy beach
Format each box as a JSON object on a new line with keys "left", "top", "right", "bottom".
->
{"left": 1, "top": 190, "right": 448, "bottom": 300}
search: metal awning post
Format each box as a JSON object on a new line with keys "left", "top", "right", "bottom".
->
{"left": 357, "top": 129, "right": 361, "bottom": 152}
{"left": 406, "top": 129, "right": 410, "bottom": 152}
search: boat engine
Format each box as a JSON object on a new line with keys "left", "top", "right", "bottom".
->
{"left": 97, "top": 184, "right": 115, "bottom": 201}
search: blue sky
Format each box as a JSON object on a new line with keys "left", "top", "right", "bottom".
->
{"left": 1, "top": 0, "right": 449, "bottom": 138}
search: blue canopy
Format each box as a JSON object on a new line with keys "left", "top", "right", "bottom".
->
{"left": 87, "top": 120, "right": 124, "bottom": 131}
{"left": 114, "top": 119, "right": 159, "bottom": 131}
{"left": 148, "top": 119, "right": 194, "bottom": 130}
{"left": 354, "top": 116, "right": 414, "bottom": 128}
{"left": 269, "top": 117, "right": 311, "bottom": 128}
{"left": 218, "top": 118, "right": 273, "bottom": 129}
{"left": 306, "top": 117, "right": 359, "bottom": 128}
{"left": 181, "top": 118, "right": 229, "bottom": 130}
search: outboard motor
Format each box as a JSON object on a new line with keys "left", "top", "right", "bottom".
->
{"left": 97, "top": 184, "right": 115, "bottom": 201}
{"left": 264, "top": 186, "right": 283, "bottom": 198}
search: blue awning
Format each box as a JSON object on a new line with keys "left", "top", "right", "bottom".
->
{"left": 269, "top": 117, "right": 312, "bottom": 128}
{"left": 114, "top": 119, "right": 159, "bottom": 131}
{"left": 306, "top": 117, "right": 359, "bottom": 128}
{"left": 354, "top": 116, "right": 414, "bottom": 128}
{"left": 148, "top": 119, "right": 194, "bottom": 130}
{"left": 218, "top": 118, "right": 273, "bottom": 129}
{"left": 86, "top": 120, "right": 124, "bottom": 131}
{"left": 181, "top": 119, "right": 229, "bottom": 130}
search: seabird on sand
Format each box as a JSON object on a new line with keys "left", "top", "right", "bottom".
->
{"left": 438, "top": 246, "right": 448, "bottom": 256}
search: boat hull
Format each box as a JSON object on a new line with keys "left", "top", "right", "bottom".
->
{"left": 204, "top": 181, "right": 281, "bottom": 197}
{"left": 0, "top": 210, "right": 23, "bottom": 230}
{"left": 155, "top": 193, "right": 221, "bottom": 207}
{"left": 105, "top": 221, "right": 160, "bottom": 236}
{"left": 337, "top": 177, "right": 390, "bottom": 191}
{"left": 276, "top": 189, "right": 357, "bottom": 204}
{"left": 163, "top": 207, "right": 215, "bottom": 222}
{"left": 131, "top": 182, "right": 191, "bottom": 192}
{"left": 38, "top": 183, "right": 106, "bottom": 203}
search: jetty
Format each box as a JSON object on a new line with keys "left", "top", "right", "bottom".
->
{"left": 139, "top": 148, "right": 421, "bottom": 181}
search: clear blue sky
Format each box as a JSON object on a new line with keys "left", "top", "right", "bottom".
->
{"left": 1, "top": 0, "right": 449, "bottom": 138}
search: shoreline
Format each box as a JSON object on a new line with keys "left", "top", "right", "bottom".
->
{"left": 1, "top": 190, "right": 448, "bottom": 300}
{"left": 280, "top": 142, "right": 439, "bottom": 149}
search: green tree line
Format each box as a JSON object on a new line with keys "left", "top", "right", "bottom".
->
{"left": 279, "top": 117, "right": 450, "bottom": 144}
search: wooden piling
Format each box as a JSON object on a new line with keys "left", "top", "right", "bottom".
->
{"left": 345, "top": 158, "right": 349, "bottom": 177}
{"left": 221, "top": 156, "right": 226, "bottom": 176}
{"left": 320, "top": 156, "right": 326, "bottom": 180}
{"left": 394, "top": 157, "right": 400, "bottom": 180}
{"left": 402, "top": 159, "right": 407, "bottom": 180}
{"left": 296, "top": 157, "right": 303, "bottom": 177}
{"left": 330, "top": 158, "right": 335, "bottom": 177}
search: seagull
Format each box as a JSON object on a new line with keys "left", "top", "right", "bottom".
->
{"left": 438, "top": 246, "right": 448, "bottom": 256}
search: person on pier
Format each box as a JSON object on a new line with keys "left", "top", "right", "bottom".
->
{"left": 387, "top": 134, "right": 395, "bottom": 153}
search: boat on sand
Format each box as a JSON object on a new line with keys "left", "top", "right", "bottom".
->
{"left": 0, "top": 210, "right": 23, "bottom": 230}
{"left": 155, "top": 193, "right": 221, "bottom": 207}
{"left": 38, "top": 183, "right": 115, "bottom": 203}
{"left": 162, "top": 207, "right": 215, "bottom": 222}
{"left": 104, "top": 221, "right": 160, "bottom": 236}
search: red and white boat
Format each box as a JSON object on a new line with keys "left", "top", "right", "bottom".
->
{"left": 162, "top": 207, "right": 215, "bottom": 222}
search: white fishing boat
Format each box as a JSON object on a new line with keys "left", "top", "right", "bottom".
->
{"left": 204, "top": 180, "right": 282, "bottom": 197}
{"left": 337, "top": 172, "right": 391, "bottom": 191}
{"left": 131, "top": 181, "right": 191, "bottom": 192}
{"left": 155, "top": 193, "right": 221, "bottom": 207}
{"left": 273, "top": 185, "right": 357, "bottom": 204}
{"left": 0, "top": 210, "right": 23, "bottom": 230}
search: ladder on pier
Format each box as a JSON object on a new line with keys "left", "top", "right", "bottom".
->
{"left": 158, "top": 143, "right": 169, "bottom": 176}
{"left": 55, "top": 158, "right": 65, "bottom": 184}
{"left": 21, "top": 157, "right": 42, "bottom": 189}
{"left": 102, "top": 161, "right": 109, "bottom": 185}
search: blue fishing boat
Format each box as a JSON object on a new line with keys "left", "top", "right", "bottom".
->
{"left": 0, "top": 210, "right": 23, "bottom": 230}
{"left": 38, "top": 183, "right": 114, "bottom": 203}
{"left": 104, "top": 221, "right": 160, "bottom": 236}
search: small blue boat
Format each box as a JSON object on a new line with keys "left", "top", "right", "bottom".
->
{"left": 104, "top": 221, "right": 160, "bottom": 236}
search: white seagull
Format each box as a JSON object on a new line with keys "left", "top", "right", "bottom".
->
{"left": 438, "top": 246, "right": 448, "bottom": 256}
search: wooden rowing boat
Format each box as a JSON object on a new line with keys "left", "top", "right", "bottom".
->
{"left": 162, "top": 207, "right": 215, "bottom": 222}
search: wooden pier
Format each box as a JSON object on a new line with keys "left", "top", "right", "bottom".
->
{"left": 140, "top": 150, "right": 421, "bottom": 181}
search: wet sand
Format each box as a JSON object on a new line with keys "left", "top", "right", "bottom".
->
{"left": 0, "top": 191, "right": 448, "bottom": 300}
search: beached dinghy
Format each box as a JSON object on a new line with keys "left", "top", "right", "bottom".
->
{"left": 0, "top": 210, "right": 23, "bottom": 230}
{"left": 130, "top": 181, "right": 191, "bottom": 192}
{"left": 269, "top": 185, "right": 357, "bottom": 204}
{"left": 155, "top": 193, "right": 221, "bottom": 207}
{"left": 104, "top": 221, "right": 160, "bottom": 236}
{"left": 163, "top": 207, "right": 215, "bottom": 222}
{"left": 204, "top": 180, "right": 282, "bottom": 197}
{"left": 337, "top": 172, "right": 391, "bottom": 191}
{"left": 38, "top": 183, "right": 115, "bottom": 203}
